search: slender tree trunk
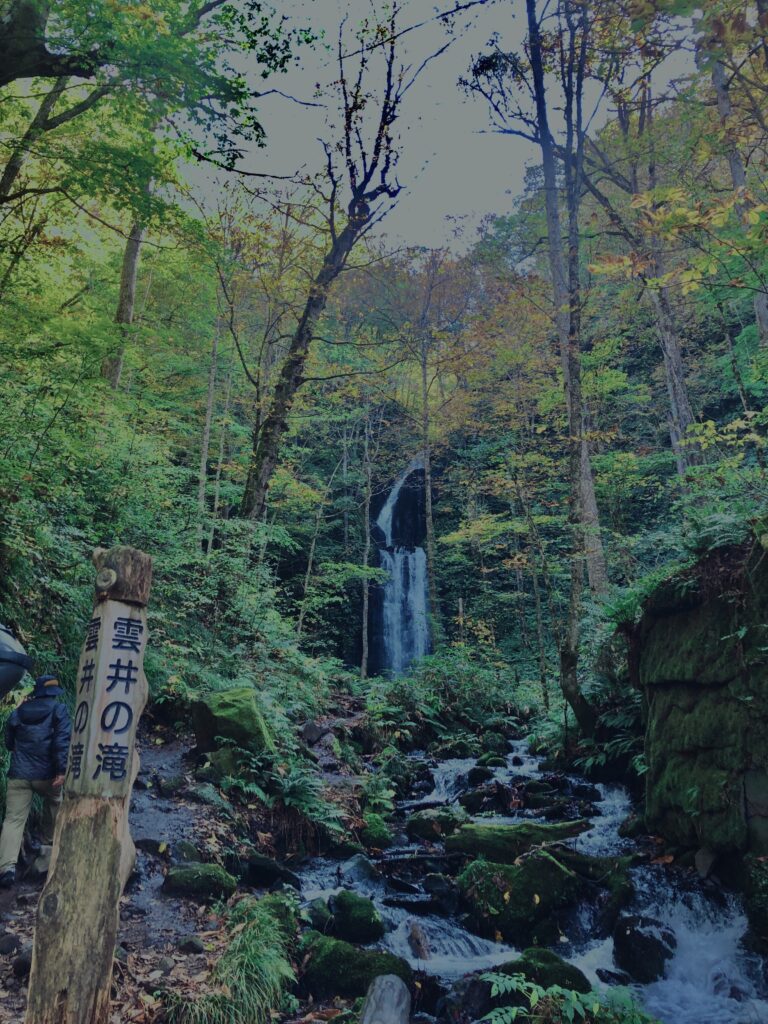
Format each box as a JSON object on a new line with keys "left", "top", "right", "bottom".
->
{"left": 240, "top": 221, "right": 360, "bottom": 520}
{"left": 525, "top": 0, "right": 607, "bottom": 598}
{"left": 527, "top": 0, "right": 597, "bottom": 736}
{"left": 360, "top": 419, "right": 372, "bottom": 679}
{"left": 0, "top": 78, "right": 67, "bottom": 200}
{"left": 197, "top": 319, "right": 220, "bottom": 543}
{"left": 531, "top": 562, "right": 549, "bottom": 710}
{"left": 207, "top": 365, "right": 233, "bottom": 558}
{"left": 712, "top": 60, "right": 768, "bottom": 347}
{"left": 420, "top": 340, "right": 441, "bottom": 643}
{"left": 296, "top": 459, "right": 342, "bottom": 638}
{"left": 102, "top": 216, "right": 145, "bottom": 388}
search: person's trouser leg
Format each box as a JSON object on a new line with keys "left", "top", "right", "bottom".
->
{"left": 0, "top": 780, "right": 33, "bottom": 874}
{"left": 32, "top": 779, "right": 62, "bottom": 845}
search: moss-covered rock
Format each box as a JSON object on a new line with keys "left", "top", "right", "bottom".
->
{"left": 482, "top": 731, "right": 509, "bottom": 756}
{"left": 191, "top": 687, "right": 275, "bottom": 754}
{"left": 638, "top": 546, "right": 768, "bottom": 854}
{"left": 299, "top": 931, "right": 412, "bottom": 998}
{"left": 501, "top": 947, "right": 591, "bottom": 993}
{"left": 406, "top": 805, "right": 468, "bottom": 840}
{"left": 162, "top": 863, "right": 237, "bottom": 900}
{"left": 360, "top": 812, "right": 393, "bottom": 849}
{"left": 477, "top": 753, "right": 507, "bottom": 768}
{"left": 446, "top": 820, "right": 589, "bottom": 863}
{"left": 329, "top": 889, "right": 385, "bottom": 943}
{"left": 458, "top": 854, "right": 586, "bottom": 945}
{"left": 430, "top": 734, "right": 481, "bottom": 759}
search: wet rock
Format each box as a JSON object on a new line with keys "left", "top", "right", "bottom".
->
{"left": 388, "top": 874, "right": 420, "bottom": 895}
{"left": 407, "top": 920, "right": 430, "bottom": 959}
{"left": 341, "top": 853, "right": 381, "bottom": 883}
{"left": 301, "top": 721, "right": 332, "bottom": 746}
{"left": 695, "top": 846, "right": 718, "bottom": 878}
{"left": 187, "top": 782, "right": 233, "bottom": 815}
{"left": 467, "top": 765, "right": 494, "bottom": 786}
{"left": 191, "top": 687, "right": 274, "bottom": 754}
{"left": 501, "top": 947, "right": 591, "bottom": 993}
{"left": 299, "top": 931, "right": 412, "bottom": 998}
{"left": 135, "top": 836, "right": 167, "bottom": 856}
{"left": 162, "top": 863, "right": 237, "bottom": 900}
{"left": 439, "top": 975, "right": 494, "bottom": 1021}
{"left": 406, "top": 806, "right": 468, "bottom": 841}
{"left": 158, "top": 956, "right": 175, "bottom": 975}
{"left": 612, "top": 913, "right": 677, "bottom": 983}
{"left": 156, "top": 773, "right": 186, "bottom": 797}
{"left": 458, "top": 853, "right": 587, "bottom": 945}
{"left": 477, "top": 753, "right": 507, "bottom": 769}
{"left": 173, "top": 840, "right": 202, "bottom": 864}
{"left": 12, "top": 946, "right": 32, "bottom": 978}
{"left": 360, "top": 812, "right": 393, "bottom": 849}
{"left": 226, "top": 852, "right": 301, "bottom": 891}
{"left": 329, "top": 889, "right": 385, "bottom": 943}
{"left": 177, "top": 935, "right": 205, "bottom": 954}
{"left": 570, "top": 781, "right": 602, "bottom": 801}
{"left": 511, "top": 754, "right": 524, "bottom": 767}
{"left": 307, "top": 897, "right": 333, "bottom": 932}
{"left": 596, "top": 967, "right": 631, "bottom": 986}
{"left": 0, "top": 932, "right": 21, "bottom": 956}
{"left": 383, "top": 893, "right": 442, "bottom": 915}
{"left": 423, "top": 873, "right": 459, "bottom": 915}
{"left": 446, "top": 820, "right": 590, "bottom": 863}
{"left": 481, "top": 731, "right": 509, "bottom": 756}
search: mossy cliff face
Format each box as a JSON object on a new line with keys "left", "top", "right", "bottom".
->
{"left": 637, "top": 545, "right": 768, "bottom": 854}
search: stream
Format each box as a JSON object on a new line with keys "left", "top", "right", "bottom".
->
{"left": 299, "top": 739, "right": 768, "bottom": 1023}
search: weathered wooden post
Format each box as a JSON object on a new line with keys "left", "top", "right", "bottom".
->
{"left": 26, "top": 545, "right": 152, "bottom": 1024}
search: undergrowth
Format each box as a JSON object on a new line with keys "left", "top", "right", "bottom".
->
{"left": 163, "top": 895, "right": 296, "bottom": 1024}
{"left": 481, "top": 972, "right": 658, "bottom": 1024}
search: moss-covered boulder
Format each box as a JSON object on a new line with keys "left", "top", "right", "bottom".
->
{"left": 446, "top": 821, "right": 589, "bottom": 863}
{"left": 329, "top": 889, "right": 385, "bottom": 943}
{"left": 300, "top": 932, "right": 412, "bottom": 998}
{"left": 162, "top": 863, "right": 237, "bottom": 900}
{"left": 482, "top": 731, "right": 509, "bottom": 756}
{"left": 430, "top": 733, "right": 481, "bottom": 759}
{"left": 458, "top": 854, "right": 586, "bottom": 945}
{"left": 638, "top": 546, "right": 768, "bottom": 854}
{"left": 501, "top": 947, "right": 591, "bottom": 993}
{"left": 477, "top": 753, "right": 507, "bottom": 768}
{"left": 360, "top": 812, "right": 393, "bottom": 849}
{"left": 191, "top": 687, "right": 275, "bottom": 754}
{"left": 406, "top": 805, "right": 468, "bottom": 840}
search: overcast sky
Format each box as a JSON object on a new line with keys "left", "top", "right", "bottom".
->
{"left": 225, "top": 0, "right": 533, "bottom": 249}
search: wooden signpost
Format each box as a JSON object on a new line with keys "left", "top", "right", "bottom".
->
{"left": 26, "top": 545, "right": 152, "bottom": 1024}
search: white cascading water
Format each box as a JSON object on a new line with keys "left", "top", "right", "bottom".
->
{"left": 376, "top": 460, "right": 429, "bottom": 675}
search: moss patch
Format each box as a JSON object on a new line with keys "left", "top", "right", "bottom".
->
{"left": 501, "top": 947, "right": 591, "bottom": 993}
{"left": 299, "top": 932, "right": 412, "bottom": 998}
{"left": 446, "top": 820, "right": 589, "bottom": 863}
{"left": 329, "top": 889, "right": 385, "bottom": 944}
{"left": 163, "top": 863, "right": 237, "bottom": 900}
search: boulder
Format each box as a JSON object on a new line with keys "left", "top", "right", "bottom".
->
{"left": 361, "top": 812, "right": 393, "bottom": 849}
{"left": 482, "top": 731, "right": 509, "bottom": 756}
{"left": 187, "top": 783, "right": 233, "bottom": 815}
{"left": 406, "top": 806, "right": 468, "bottom": 841}
{"left": 191, "top": 687, "right": 275, "bottom": 754}
{"left": 301, "top": 721, "right": 332, "bottom": 746}
{"left": 162, "top": 864, "right": 237, "bottom": 900}
{"left": 612, "top": 913, "right": 677, "bottom": 983}
{"left": 446, "top": 821, "right": 590, "bottom": 863}
{"left": 467, "top": 765, "right": 494, "bottom": 786}
{"left": 458, "top": 854, "right": 586, "bottom": 945}
{"left": 300, "top": 932, "right": 412, "bottom": 999}
{"left": 477, "top": 754, "right": 507, "bottom": 768}
{"left": 227, "top": 852, "right": 301, "bottom": 891}
{"left": 307, "top": 897, "right": 334, "bottom": 932}
{"left": 329, "top": 889, "right": 386, "bottom": 944}
{"left": 173, "top": 840, "right": 202, "bottom": 864}
{"left": 177, "top": 935, "right": 205, "bottom": 954}
{"left": 341, "top": 853, "right": 381, "bottom": 883}
{"left": 501, "top": 948, "right": 591, "bottom": 993}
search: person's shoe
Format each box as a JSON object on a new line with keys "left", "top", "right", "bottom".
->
{"left": 0, "top": 870, "right": 15, "bottom": 889}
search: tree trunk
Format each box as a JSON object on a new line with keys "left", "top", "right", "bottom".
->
{"left": 197, "top": 319, "right": 220, "bottom": 543}
{"left": 527, "top": 0, "right": 597, "bottom": 736}
{"left": 360, "top": 975, "right": 411, "bottom": 1024}
{"left": 531, "top": 562, "right": 549, "bottom": 710}
{"left": 420, "top": 340, "right": 441, "bottom": 643}
{"left": 360, "top": 419, "right": 373, "bottom": 679}
{"left": 26, "top": 546, "right": 152, "bottom": 1024}
{"left": 0, "top": 77, "right": 67, "bottom": 201}
{"left": 240, "top": 221, "right": 359, "bottom": 520}
{"left": 207, "top": 365, "right": 233, "bottom": 558}
{"left": 102, "top": 217, "right": 145, "bottom": 388}
{"left": 648, "top": 278, "right": 700, "bottom": 474}
{"left": 525, "top": 0, "right": 607, "bottom": 598}
{"left": 712, "top": 60, "right": 768, "bottom": 347}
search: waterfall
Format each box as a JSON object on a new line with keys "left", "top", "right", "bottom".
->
{"left": 375, "top": 459, "right": 430, "bottom": 675}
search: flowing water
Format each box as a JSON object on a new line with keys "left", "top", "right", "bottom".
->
{"left": 299, "top": 739, "right": 768, "bottom": 1022}
{"left": 375, "top": 460, "right": 430, "bottom": 675}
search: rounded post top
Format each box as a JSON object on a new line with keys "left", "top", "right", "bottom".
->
{"left": 92, "top": 546, "right": 153, "bottom": 606}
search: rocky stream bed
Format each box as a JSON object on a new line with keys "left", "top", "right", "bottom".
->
{"left": 0, "top": 720, "right": 765, "bottom": 1023}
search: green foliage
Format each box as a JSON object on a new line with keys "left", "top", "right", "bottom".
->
{"left": 164, "top": 896, "right": 296, "bottom": 1024}
{"left": 480, "top": 972, "right": 658, "bottom": 1024}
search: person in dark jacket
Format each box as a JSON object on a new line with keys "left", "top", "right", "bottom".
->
{"left": 0, "top": 675, "right": 71, "bottom": 887}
